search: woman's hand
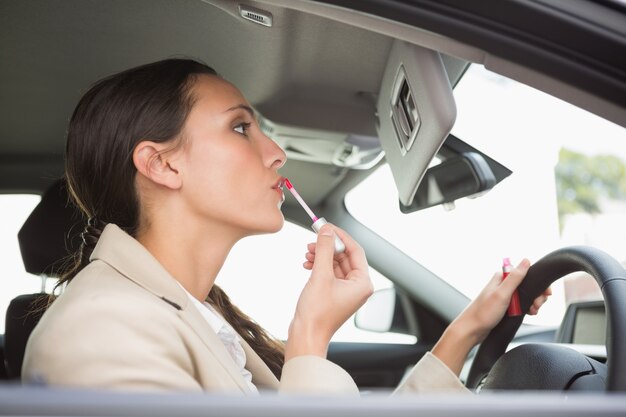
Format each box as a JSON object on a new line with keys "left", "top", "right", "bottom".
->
{"left": 432, "top": 259, "right": 552, "bottom": 375}
{"left": 457, "top": 258, "right": 551, "bottom": 343}
{"left": 285, "top": 224, "right": 373, "bottom": 361}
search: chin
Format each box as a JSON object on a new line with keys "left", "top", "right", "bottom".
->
{"left": 265, "top": 215, "right": 285, "bottom": 234}
{"left": 246, "top": 213, "right": 284, "bottom": 236}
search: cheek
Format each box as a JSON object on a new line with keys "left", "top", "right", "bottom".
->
{"left": 185, "top": 142, "right": 260, "bottom": 207}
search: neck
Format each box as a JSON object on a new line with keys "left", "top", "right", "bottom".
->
{"left": 136, "top": 213, "right": 242, "bottom": 303}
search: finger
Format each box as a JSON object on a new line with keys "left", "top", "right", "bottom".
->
{"left": 487, "top": 271, "right": 504, "bottom": 288}
{"left": 334, "top": 252, "right": 353, "bottom": 276}
{"left": 303, "top": 261, "right": 313, "bottom": 270}
{"left": 527, "top": 295, "right": 548, "bottom": 315}
{"left": 306, "top": 251, "right": 342, "bottom": 268}
{"left": 533, "top": 294, "right": 549, "bottom": 310}
{"left": 310, "top": 223, "right": 368, "bottom": 277}
{"left": 328, "top": 225, "right": 368, "bottom": 271}
{"left": 308, "top": 223, "right": 368, "bottom": 278}
{"left": 309, "top": 226, "right": 366, "bottom": 267}
{"left": 310, "top": 225, "right": 338, "bottom": 279}
{"left": 499, "top": 258, "right": 531, "bottom": 293}
{"left": 306, "top": 252, "right": 345, "bottom": 275}
{"left": 543, "top": 286, "right": 553, "bottom": 296}
{"left": 333, "top": 262, "right": 345, "bottom": 279}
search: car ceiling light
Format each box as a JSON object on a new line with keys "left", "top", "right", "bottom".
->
{"left": 238, "top": 4, "right": 273, "bottom": 27}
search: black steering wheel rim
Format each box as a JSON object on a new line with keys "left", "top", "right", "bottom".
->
{"left": 466, "top": 246, "right": 626, "bottom": 391}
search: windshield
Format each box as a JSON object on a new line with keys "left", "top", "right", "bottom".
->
{"left": 346, "top": 64, "right": 626, "bottom": 326}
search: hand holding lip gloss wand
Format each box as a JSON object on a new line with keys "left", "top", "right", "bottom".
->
{"left": 502, "top": 257, "right": 522, "bottom": 316}
{"left": 284, "top": 178, "right": 346, "bottom": 254}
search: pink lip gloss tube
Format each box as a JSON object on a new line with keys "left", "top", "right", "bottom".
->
{"left": 284, "top": 178, "right": 346, "bottom": 254}
{"left": 502, "top": 257, "right": 522, "bottom": 316}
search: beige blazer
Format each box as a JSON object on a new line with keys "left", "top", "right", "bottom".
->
{"left": 22, "top": 224, "right": 467, "bottom": 395}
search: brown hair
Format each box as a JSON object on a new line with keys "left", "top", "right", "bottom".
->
{"left": 60, "top": 58, "right": 284, "bottom": 378}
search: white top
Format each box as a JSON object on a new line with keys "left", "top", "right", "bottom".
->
{"left": 178, "top": 284, "right": 258, "bottom": 393}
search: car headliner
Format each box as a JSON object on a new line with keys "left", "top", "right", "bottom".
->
{"left": 3, "top": 0, "right": 624, "bottom": 203}
{"left": 1, "top": 0, "right": 624, "bottom": 305}
{"left": 0, "top": 0, "right": 405, "bottom": 201}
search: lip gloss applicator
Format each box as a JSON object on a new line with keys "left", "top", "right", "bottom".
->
{"left": 284, "top": 178, "right": 346, "bottom": 254}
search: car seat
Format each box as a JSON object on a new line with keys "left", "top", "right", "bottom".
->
{"left": 3, "top": 179, "right": 83, "bottom": 379}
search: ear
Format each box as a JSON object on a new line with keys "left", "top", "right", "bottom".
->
{"left": 133, "top": 141, "right": 182, "bottom": 190}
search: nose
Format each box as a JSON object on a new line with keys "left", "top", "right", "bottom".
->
{"left": 263, "top": 133, "right": 287, "bottom": 170}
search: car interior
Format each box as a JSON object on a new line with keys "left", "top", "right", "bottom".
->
{"left": 1, "top": 0, "right": 626, "bottom": 415}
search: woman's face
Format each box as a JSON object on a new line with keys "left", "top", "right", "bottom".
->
{"left": 174, "top": 74, "right": 287, "bottom": 236}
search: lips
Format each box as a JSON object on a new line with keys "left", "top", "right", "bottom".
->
{"left": 272, "top": 177, "right": 286, "bottom": 204}
{"left": 273, "top": 177, "right": 285, "bottom": 191}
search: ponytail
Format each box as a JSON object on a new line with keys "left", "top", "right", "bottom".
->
{"left": 53, "top": 217, "right": 106, "bottom": 292}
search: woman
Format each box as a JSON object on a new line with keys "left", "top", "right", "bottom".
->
{"left": 22, "top": 59, "right": 549, "bottom": 394}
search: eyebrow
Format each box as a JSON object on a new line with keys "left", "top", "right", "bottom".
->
{"left": 224, "top": 104, "right": 255, "bottom": 118}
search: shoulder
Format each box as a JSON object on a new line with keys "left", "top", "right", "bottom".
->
{"left": 53, "top": 260, "right": 173, "bottom": 314}
{"left": 25, "top": 259, "right": 183, "bottom": 357}
{"left": 22, "top": 261, "right": 195, "bottom": 389}
{"left": 32, "top": 260, "right": 182, "bottom": 340}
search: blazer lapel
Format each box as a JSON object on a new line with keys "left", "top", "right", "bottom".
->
{"left": 240, "top": 339, "right": 280, "bottom": 390}
{"left": 90, "top": 224, "right": 188, "bottom": 309}
{"left": 91, "top": 224, "right": 252, "bottom": 393}
{"left": 177, "top": 305, "right": 252, "bottom": 393}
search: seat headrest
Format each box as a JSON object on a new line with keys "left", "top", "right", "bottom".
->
{"left": 4, "top": 293, "right": 49, "bottom": 379}
{"left": 18, "top": 179, "right": 84, "bottom": 276}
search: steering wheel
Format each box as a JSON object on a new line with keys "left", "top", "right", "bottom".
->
{"left": 466, "top": 246, "right": 626, "bottom": 392}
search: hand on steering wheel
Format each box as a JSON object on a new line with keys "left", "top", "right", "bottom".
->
{"left": 466, "top": 246, "right": 626, "bottom": 392}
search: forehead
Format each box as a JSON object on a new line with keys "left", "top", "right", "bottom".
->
{"left": 190, "top": 74, "right": 248, "bottom": 111}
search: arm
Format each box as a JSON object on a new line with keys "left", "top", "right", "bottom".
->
{"left": 432, "top": 259, "right": 551, "bottom": 375}
{"left": 286, "top": 225, "right": 373, "bottom": 361}
{"left": 279, "top": 225, "right": 372, "bottom": 395}
{"left": 396, "top": 259, "right": 551, "bottom": 394}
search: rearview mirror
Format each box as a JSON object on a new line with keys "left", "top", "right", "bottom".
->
{"left": 400, "top": 152, "right": 496, "bottom": 213}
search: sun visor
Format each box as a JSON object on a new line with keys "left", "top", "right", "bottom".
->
{"left": 377, "top": 40, "right": 456, "bottom": 206}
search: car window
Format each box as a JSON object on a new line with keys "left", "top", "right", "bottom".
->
{"left": 216, "top": 221, "right": 416, "bottom": 344}
{"left": 0, "top": 194, "right": 46, "bottom": 333}
{"left": 346, "top": 64, "right": 626, "bottom": 327}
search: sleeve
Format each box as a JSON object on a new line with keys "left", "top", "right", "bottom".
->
{"left": 278, "top": 355, "right": 360, "bottom": 396}
{"left": 277, "top": 352, "right": 469, "bottom": 396}
{"left": 393, "top": 351, "right": 470, "bottom": 394}
{"left": 22, "top": 294, "right": 203, "bottom": 392}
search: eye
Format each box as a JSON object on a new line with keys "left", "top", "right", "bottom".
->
{"left": 233, "top": 122, "right": 252, "bottom": 137}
